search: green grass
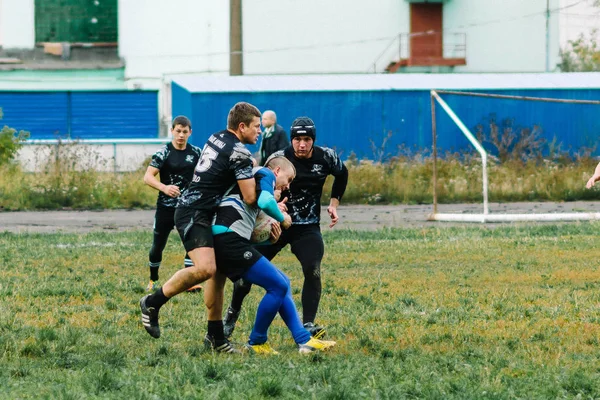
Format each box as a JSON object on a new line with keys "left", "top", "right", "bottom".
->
{"left": 2, "top": 224, "right": 600, "bottom": 398}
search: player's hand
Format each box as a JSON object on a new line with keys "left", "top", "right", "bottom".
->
{"left": 586, "top": 175, "right": 599, "bottom": 189}
{"left": 162, "top": 184, "right": 181, "bottom": 198}
{"left": 327, "top": 205, "right": 339, "bottom": 228}
{"left": 269, "top": 222, "right": 282, "bottom": 243}
{"left": 281, "top": 212, "right": 292, "bottom": 230}
{"left": 277, "top": 197, "right": 288, "bottom": 213}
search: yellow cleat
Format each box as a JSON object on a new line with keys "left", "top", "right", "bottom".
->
{"left": 245, "top": 342, "right": 280, "bottom": 355}
{"left": 298, "top": 337, "right": 336, "bottom": 354}
{"left": 146, "top": 280, "right": 159, "bottom": 292}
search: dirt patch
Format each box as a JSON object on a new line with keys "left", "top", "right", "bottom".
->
{"left": 1, "top": 201, "right": 600, "bottom": 234}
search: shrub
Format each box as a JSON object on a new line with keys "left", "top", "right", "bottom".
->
{"left": 0, "top": 108, "right": 30, "bottom": 166}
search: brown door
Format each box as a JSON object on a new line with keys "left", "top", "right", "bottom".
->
{"left": 410, "top": 3, "right": 443, "bottom": 60}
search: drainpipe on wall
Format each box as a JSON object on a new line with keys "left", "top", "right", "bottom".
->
{"left": 545, "top": 0, "right": 550, "bottom": 72}
{"left": 230, "top": 0, "right": 243, "bottom": 76}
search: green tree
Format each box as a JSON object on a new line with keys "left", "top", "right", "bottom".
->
{"left": 0, "top": 108, "right": 30, "bottom": 166}
{"left": 558, "top": 30, "right": 600, "bottom": 72}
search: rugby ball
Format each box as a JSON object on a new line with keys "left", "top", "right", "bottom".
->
{"left": 251, "top": 211, "right": 276, "bottom": 243}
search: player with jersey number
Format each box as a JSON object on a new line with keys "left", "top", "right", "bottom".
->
{"left": 207, "top": 156, "right": 336, "bottom": 354}
{"left": 143, "top": 115, "right": 202, "bottom": 293}
{"left": 223, "top": 116, "right": 349, "bottom": 340}
{"left": 139, "top": 102, "right": 261, "bottom": 354}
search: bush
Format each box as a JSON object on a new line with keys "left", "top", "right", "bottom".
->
{"left": 0, "top": 108, "right": 29, "bottom": 166}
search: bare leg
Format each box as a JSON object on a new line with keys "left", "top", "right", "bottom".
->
{"left": 205, "top": 271, "right": 227, "bottom": 321}
{"left": 162, "top": 247, "right": 216, "bottom": 298}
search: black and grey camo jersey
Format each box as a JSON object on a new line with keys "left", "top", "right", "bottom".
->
{"left": 149, "top": 142, "right": 201, "bottom": 208}
{"left": 177, "top": 130, "right": 254, "bottom": 211}
{"left": 270, "top": 146, "right": 346, "bottom": 225}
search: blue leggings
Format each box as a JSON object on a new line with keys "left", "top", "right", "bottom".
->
{"left": 241, "top": 257, "right": 311, "bottom": 345}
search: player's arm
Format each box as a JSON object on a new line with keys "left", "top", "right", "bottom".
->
{"left": 255, "top": 169, "right": 292, "bottom": 228}
{"left": 143, "top": 166, "right": 180, "bottom": 198}
{"left": 238, "top": 178, "right": 257, "bottom": 205}
{"left": 328, "top": 162, "right": 349, "bottom": 228}
{"left": 586, "top": 161, "right": 600, "bottom": 189}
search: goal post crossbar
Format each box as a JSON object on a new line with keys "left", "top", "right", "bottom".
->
{"left": 428, "top": 89, "right": 600, "bottom": 223}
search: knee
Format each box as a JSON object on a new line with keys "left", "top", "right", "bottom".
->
{"left": 271, "top": 276, "right": 290, "bottom": 298}
{"left": 279, "top": 273, "right": 291, "bottom": 287}
{"left": 189, "top": 264, "right": 215, "bottom": 281}
{"left": 236, "top": 278, "right": 253, "bottom": 295}
{"left": 302, "top": 262, "right": 321, "bottom": 280}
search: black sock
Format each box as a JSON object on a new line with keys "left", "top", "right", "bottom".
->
{"left": 146, "top": 287, "right": 169, "bottom": 309}
{"left": 208, "top": 320, "right": 225, "bottom": 342}
{"left": 230, "top": 278, "right": 252, "bottom": 311}
{"left": 150, "top": 268, "right": 159, "bottom": 281}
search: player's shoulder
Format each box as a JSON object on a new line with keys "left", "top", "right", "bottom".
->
{"left": 154, "top": 142, "right": 170, "bottom": 155}
{"left": 315, "top": 146, "right": 340, "bottom": 161}
{"left": 189, "top": 144, "right": 202, "bottom": 155}
{"left": 150, "top": 143, "right": 171, "bottom": 169}
{"left": 232, "top": 142, "right": 252, "bottom": 158}
{"left": 263, "top": 148, "right": 289, "bottom": 167}
{"left": 271, "top": 149, "right": 286, "bottom": 159}
{"left": 205, "top": 130, "right": 234, "bottom": 150}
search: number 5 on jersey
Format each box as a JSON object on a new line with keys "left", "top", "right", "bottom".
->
{"left": 193, "top": 146, "right": 219, "bottom": 182}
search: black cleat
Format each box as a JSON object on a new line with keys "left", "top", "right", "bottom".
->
{"left": 223, "top": 306, "right": 240, "bottom": 338}
{"left": 303, "top": 322, "right": 326, "bottom": 339}
{"left": 203, "top": 334, "right": 241, "bottom": 354}
{"left": 140, "top": 295, "right": 160, "bottom": 338}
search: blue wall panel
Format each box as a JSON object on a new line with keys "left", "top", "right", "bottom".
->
{"left": 0, "top": 90, "right": 158, "bottom": 140}
{"left": 70, "top": 91, "right": 158, "bottom": 139}
{"left": 0, "top": 92, "right": 69, "bottom": 138}
{"left": 171, "top": 82, "right": 192, "bottom": 126}
{"left": 180, "top": 89, "right": 600, "bottom": 160}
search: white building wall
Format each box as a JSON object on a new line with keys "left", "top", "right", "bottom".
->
{"left": 447, "top": 0, "right": 560, "bottom": 73}
{"left": 0, "top": 0, "right": 35, "bottom": 49}
{"left": 242, "top": 0, "right": 408, "bottom": 74}
{"left": 118, "top": 0, "right": 230, "bottom": 83}
{"left": 0, "top": 0, "right": 597, "bottom": 78}
{"left": 559, "top": 0, "right": 600, "bottom": 45}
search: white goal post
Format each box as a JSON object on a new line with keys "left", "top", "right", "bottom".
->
{"left": 428, "top": 89, "right": 600, "bottom": 223}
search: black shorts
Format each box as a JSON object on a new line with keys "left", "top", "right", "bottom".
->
{"left": 257, "top": 223, "right": 323, "bottom": 262}
{"left": 153, "top": 206, "right": 176, "bottom": 234}
{"left": 214, "top": 232, "right": 262, "bottom": 281}
{"left": 174, "top": 207, "right": 214, "bottom": 252}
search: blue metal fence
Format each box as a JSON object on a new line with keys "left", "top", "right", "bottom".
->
{"left": 175, "top": 88, "right": 600, "bottom": 159}
{"left": 0, "top": 90, "right": 159, "bottom": 139}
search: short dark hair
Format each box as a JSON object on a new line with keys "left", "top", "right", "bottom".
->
{"left": 227, "top": 102, "right": 261, "bottom": 131}
{"left": 172, "top": 115, "right": 191, "bottom": 129}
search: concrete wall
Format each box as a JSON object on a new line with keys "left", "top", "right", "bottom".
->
{"left": 17, "top": 142, "right": 165, "bottom": 172}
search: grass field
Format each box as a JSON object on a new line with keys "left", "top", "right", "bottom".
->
{"left": 2, "top": 224, "right": 600, "bottom": 399}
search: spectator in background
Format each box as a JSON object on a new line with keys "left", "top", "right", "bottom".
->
{"left": 259, "top": 110, "right": 289, "bottom": 165}
{"left": 585, "top": 161, "right": 600, "bottom": 188}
